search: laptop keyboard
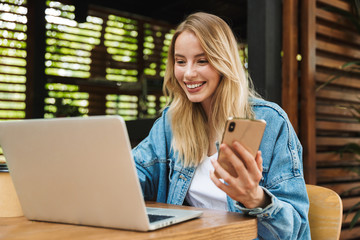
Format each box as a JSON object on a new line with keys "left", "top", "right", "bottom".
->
{"left": 147, "top": 214, "right": 174, "bottom": 223}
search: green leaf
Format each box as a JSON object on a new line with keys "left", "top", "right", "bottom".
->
{"left": 347, "top": 201, "right": 360, "bottom": 216}
{"left": 315, "top": 60, "right": 360, "bottom": 92}
{"left": 342, "top": 61, "right": 360, "bottom": 68}
{"left": 316, "top": 75, "right": 340, "bottom": 92}
{"left": 338, "top": 143, "right": 360, "bottom": 155}
{"left": 344, "top": 202, "right": 360, "bottom": 229}
{"left": 350, "top": 210, "right": 360, "bottom": 229}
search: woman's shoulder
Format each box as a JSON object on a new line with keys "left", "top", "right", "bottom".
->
{"left": 150, "top": 107, "right": 172, "bottom": 133}
{"left": 250, "top": 98, "right": 290, "bottom": 123}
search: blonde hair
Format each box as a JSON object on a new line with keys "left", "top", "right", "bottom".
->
{"left": 163, "top": 12, "right": 259, "bottom": 166}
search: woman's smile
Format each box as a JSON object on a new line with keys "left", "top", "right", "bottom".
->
{"left": 185, "top": 81, "right": 206, "bottom": 92}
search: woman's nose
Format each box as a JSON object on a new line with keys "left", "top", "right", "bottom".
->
{"left": 184, "top": 64, "right": 197, "bottom": 79}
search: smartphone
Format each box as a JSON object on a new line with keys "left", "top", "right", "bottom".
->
{"left": 215, "top": 118, "right": 266, "bottom": 178}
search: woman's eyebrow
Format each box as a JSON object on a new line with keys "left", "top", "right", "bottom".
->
{"left": 174, "top": 53, "right": 184, "bottom": 57}
{"left": 174, "top": 53, "right": 206, "bottom": 58}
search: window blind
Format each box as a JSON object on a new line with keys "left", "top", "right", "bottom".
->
{"left": 0, "top": 0, "right": 27, "bottom": 164}
{"left": 44, "top": 1, "right": 174, "bottom": 120}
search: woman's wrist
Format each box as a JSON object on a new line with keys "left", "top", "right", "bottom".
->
{"left": 243, "top": 186, "right": 271, "bottom": 209}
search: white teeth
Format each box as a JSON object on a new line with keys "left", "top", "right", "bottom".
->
{"left": 186, "top": 82, "right": 204, "bottom": 89}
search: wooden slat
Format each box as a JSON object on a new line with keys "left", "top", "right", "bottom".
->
{"left": 0, "top": 99, "right": 25, "bottom": 103}
{"left": 316, "top": 89, "right": 360, "bottom": 103}
{"left": 316, "top": 115, "right": 359, "bottom": 123}
{"left": 317, "top": 0, "right": 351, "bottom": 12}
{"left": 0, "top": 55, "right": 27, "bottom": 61}
{"left": 316, "top": 56, "right": 360, "bottom": 73}
{"left": 315, "top": 72, "right": 360, "bottom": 90}
{"left": 317, "top": 152, "right": 360, "bottom": 164}
{"left": 316, "top": 40, "right": 360, "bottom": 59}
{"left": 316, "top": 120, "right": 360, "bottom": 132}
{"left": 316, "top": 24, "right": 360, "bottom": 47}
{"left": 316, "top": 102, "right": 360, "bottom": 121}
{"left": 317, "top": 137, "right": 360, "bottom": 146}
{"left": 342, "top": 196, "right": 360, "bottom": 210}
{"left": 0, "top": 108, "right": 24, "bottom": 112}
{"left": 323, "top": 182, "right": 360, "bottom": 196}
{"left": 107, "top": 61, "right": 138, "bottom": 70}
{"left": 317, "top": 168, "right": 360, "bottom": 183}
{"left": 316, "top": 104, "right": 357, "bottom": 118}
{"left": 0, "top": 64, "right": 26, "bottom": 70}
{"left": 341, "top": 225, "right": 360, "bottom": 239}
{"left": 0, "top": 44, "right": 26, "bottom": 51}
{"left": 0, "top": 117, "right": 23, "bottom": 121}
{"left": 0, "top": 90, "right": 25, "bottom": 94}
{"left": 316, "top": 8, "right": 353, "bottom": 29}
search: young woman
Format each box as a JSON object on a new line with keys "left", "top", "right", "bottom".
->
{"left": 132, "top": 12, "right": 311, "bottom": 239}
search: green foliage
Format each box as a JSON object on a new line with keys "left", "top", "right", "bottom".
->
{"left": 54, "top": 98, "right": 82, "bottom": 117}
{"left": 338, "top": 143, "right": 360, "bottom": 157}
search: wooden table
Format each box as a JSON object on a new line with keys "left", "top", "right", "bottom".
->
{"left": 0, "top": 202, "right": 257, "bottom": 240}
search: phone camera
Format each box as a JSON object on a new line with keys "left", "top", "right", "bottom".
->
{"left": 228, "top": 122, "right": 235, "bottom": 132}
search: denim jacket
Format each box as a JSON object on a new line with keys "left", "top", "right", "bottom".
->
{"left": 132, "top": 98, "right": 311, "bottom": 240}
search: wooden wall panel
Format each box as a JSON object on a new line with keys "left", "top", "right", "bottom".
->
{"left": 298, "top": 0, "right": 360, "bottom": 238}
{"left": 300, "top": 0, "right": 317, "bottom": 184}
{"left": 282, "top": 0, "right": 299, "bottom": 132}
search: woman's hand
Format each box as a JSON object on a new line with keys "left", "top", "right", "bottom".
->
{"left": 210, "top": 141, "right": 270, "bottom": 209}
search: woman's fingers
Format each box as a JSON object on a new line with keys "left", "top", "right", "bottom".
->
{"left": 211, "top": 142, "right": 265, "bottom": 208}
{"left": 231, "top": 141, "right": 259, "bottom": 173}
{"left": 218, "top": 143, "right": 248, "bottom": 179}
{"left": 255, "top": 151, "right": 263, "bottom": 172}
{"left": 210, "top": 159, "right": 231, "bottom": 191}
{"left": 220, "top": 142, "right": 262, "bottom": 180}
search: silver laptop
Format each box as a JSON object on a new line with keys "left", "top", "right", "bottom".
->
{"left": 0, "top": 116, "right": 202, "bottom": 231}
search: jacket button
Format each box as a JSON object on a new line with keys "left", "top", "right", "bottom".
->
{"left": 179, "top": 174, "right": 187, "bottom": 181}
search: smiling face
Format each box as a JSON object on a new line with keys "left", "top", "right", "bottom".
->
{"left": 174, "top": 30, "right": 221, "bottom": 112}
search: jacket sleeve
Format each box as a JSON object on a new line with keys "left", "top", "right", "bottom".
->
{"left": 131, "top": 109, "right": 172, "bottom": 203}
{"left": 229, "top": 106, "right": 311, "bottom": 240}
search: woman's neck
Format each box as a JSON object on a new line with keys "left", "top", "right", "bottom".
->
{"left": 200, "top": 99, "right": 218, "bottom": 156}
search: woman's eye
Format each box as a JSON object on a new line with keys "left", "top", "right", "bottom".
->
{"left": 175, "top": 59, "right": 185, "bottom": 64}
{"left": 198, "top": 59, "right": 208, "bottom": 64}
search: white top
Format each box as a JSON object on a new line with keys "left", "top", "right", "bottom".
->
{"left": 185, "top": 152, "right": 228, "bottom": 211}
